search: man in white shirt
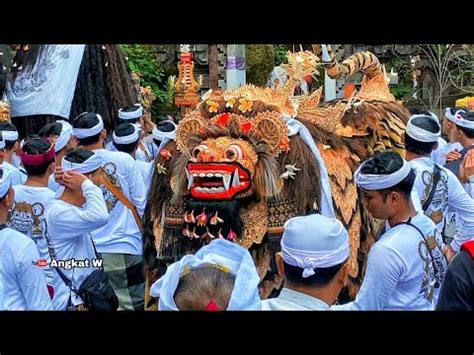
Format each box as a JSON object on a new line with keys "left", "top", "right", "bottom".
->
{"left": 403, "top": 113, "right": 474, "bottom": 262}
{"left": 45, "top": 148, "right": 109, "bottom": 310}
{"left": 262, "top": 214, "right": 350, "bottom": 310}
{"left": 8, "top": 137, "right": 56, "bottom": 298}
{"left": 334, "top": 151, "right": 447, "bottom": 310}
{"left": 106, "top": 104, "right": 154, "bottom": 162}
{"left": 112, "top": 122, "right": 153, "bottom": 193}
{"left": 72, "top": 112, "right": 147, "bottom": 310}
{"left": 0, "top": 122, "right": 27, "bottom": 185}
{"left": 0, "top": 161, "right": 53, "bottom": 310}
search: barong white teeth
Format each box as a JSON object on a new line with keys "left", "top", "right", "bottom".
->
{"left": 223, "top": 174, "right": 231, "bottom": 191}
{"left": 232, "top": 168, "right": 240, "bottom": 187}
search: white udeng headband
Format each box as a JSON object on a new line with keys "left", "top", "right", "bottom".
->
{"left": 452, "top": 110, "right": 474, "bottom": 130}
{"left": 113, "top": 123, "right": 141, "bottom": 144}
{"left": 354, "top": 158, "right": 412, "bottom": 190}
{"left": 118, "top": 104, "right": 143, "bottom": 120}
{"left": 73, "top": 114, "right": 104, "bottom": 139}
{"left": 0, "top": 168, "right": 12, "bottom": 198}
{"left": 2, "top": 130, "right": 19, "bottom": 142}
{"left": 152, "top": 122, "right": 177, "bottom": 141}
{"left": 61, "top": 153, "right": 103, "bottom": 174}
{"left": 405, "top": 115, "right": 440, "bottom": 143}
{"left": 55, "top": 120, "right": 73, "bottom": 152}
{"left": 281, "top": 239, "right": 349, "bottom": 278}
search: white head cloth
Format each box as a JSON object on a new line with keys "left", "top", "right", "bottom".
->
{"left": 406, "top": 114, "right": 440, "bottom": 143}
{"left": 281, "top": 214, "right": 349, "bottom": 278}
{"left": 113, "top": 123, "right": 141, "bottom": 145}
{"left": 1, "top": 129, "right": 19, "bottom": 142}
{"left": 354, "top": 155, "right": 412, "bottom": 190}
{"left": 55, "top": 120, "right": 73, "bottom": 152}
{"left": 61, "top": 152, "right": 103, "bottom": 174}
{"left": 118, "top": 104, "right": 143, "bottom": 120}
{"left": 451, "top": 110, "right": 474, "bottom": 130}
{"left": 281, "top": 114, "right": 335, "bottom": 218}
{"left": 150, "top": 239, "right": 262, "bottom": 311}
{"left": 0, "top": 168, "right": 12, "bottom": 198}
{"left": 0, "top": 134, "right": 5, "bottom": 150}
{"left": 445, "top": 107, "right": 466, "bottom": 124}
{"left": 152, "top": 121, "right": 177, "bottom": 141}
{"left": 73, "top": 113, "right": 104, "bottom": 139}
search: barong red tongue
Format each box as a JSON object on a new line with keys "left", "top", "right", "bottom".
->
{"left": 19, "top": 148, "right": 55, "bottom": 166}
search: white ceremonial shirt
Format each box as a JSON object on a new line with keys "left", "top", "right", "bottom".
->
{"left": 1, "top": 161, "right": 27, "bottom": 186}
{"left": 262, "top": 288, "right": 331, "bottom": 310}
{"left": 409, "top": 156, "right": 474, "bottom": 252}
{"left": 90, "top": 149, "right": 147, "bottom": 255}
{"left": 0, "top": 227, "right": 53, "bottom": 310}
{"left": 333, "top": 212, "right": 446, "bottom": 310}
{"left": 135, "top": 160, "right": 153, "bottom": 194}
{"left": 8, "top": 185, "right": 56, "bottom": 286}
{"left": 45, "top": 180, "right": 109, "bottom": 310}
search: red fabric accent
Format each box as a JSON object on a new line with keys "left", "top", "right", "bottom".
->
{"left": 47, "top": 285, "right": 55, "bottom": 300}
{"left": 461, "top": 240, "right": 474, "bottom": 258}
{"left": 20, "top": 148, "right": 55, "bottom": 166}
{"left": 205, "top": 300, "right": 221, "bottom": 311}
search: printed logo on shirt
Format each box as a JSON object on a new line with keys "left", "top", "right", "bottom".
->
{"left": 99, "top": 162, "right": 122, "bottom": 212}
{"left": 7, "top": 201, "right": 46, "bottom": 240}
{"left": 421, "top": 170, "right": 448, "bottom": 224}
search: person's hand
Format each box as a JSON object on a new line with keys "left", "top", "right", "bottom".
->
{"left": 445, "top": 149, "right": 462, "bottom": 162}
{"left": 61, "top": 170, "right": 88, "bottom": 190}
{"left": 463, "top": 149, "right": 474, "bottom": 179}
{"left": 54, "top": 166, "right": 64, "bottom": 185}
{"left": 142, "top": 112, "right": 156, "bottom": 134}
{"left": 443, "top": 245, "right": 456, "bottom": 263}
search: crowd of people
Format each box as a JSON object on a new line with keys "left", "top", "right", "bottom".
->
{"left": 0, "top": 103, "right": 473, "bottom": 311}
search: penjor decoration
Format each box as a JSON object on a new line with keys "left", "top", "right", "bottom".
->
{"left": 174, "top": 45, "right": 201, "bottom": 107}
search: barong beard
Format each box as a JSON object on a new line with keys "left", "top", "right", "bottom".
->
{"left": 183, "top": 195, "right": 255, "bottom": 244}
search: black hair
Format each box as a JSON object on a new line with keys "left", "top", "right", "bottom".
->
{"left": 72, "top": 112, "right": 103, "bottom": 146}
{"left": 152, "top": 120, "right": 176, "bottom": 146}
{"left": 39, "top": 122, "right": 63, "bottom": 138}
{"left": 283, "top": 259, "right": 347, "bottom": 288}
{"left": 360, "top": 150, "right": 416, "bottom": 200}
{"left": 21, "top": 138, "right": 55, "bottom": 176}
{"left": 64, "top": 148, "right": 95, "bottom": 164}
{"left": 112, "top": 122, "right": 139, "bottom": 154}
{"left": 405, "top": 115, "right": 440, "bottom": 155}
{"left": 455, "top": 110, "right": 474, "bottom": 139}
{"left": 0, "top": 122, "right": 19, "bottom": 150}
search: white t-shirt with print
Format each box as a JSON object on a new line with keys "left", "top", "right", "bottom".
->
{"left": 8, "top": 185, "right": 56, "bottom": 286}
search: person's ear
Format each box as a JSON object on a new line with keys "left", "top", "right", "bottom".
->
{"left": 47, "top": 162, "right": 56, "bottom": 175}
{"left": 275, "top": 253, "right": 285, "bottom": 278}
{"left": 101, "top": 129, "right": 107, "bottom": 140}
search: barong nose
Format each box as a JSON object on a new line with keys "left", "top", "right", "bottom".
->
{"left": 197, "top": 149, "right": 219, "bottom": 163}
